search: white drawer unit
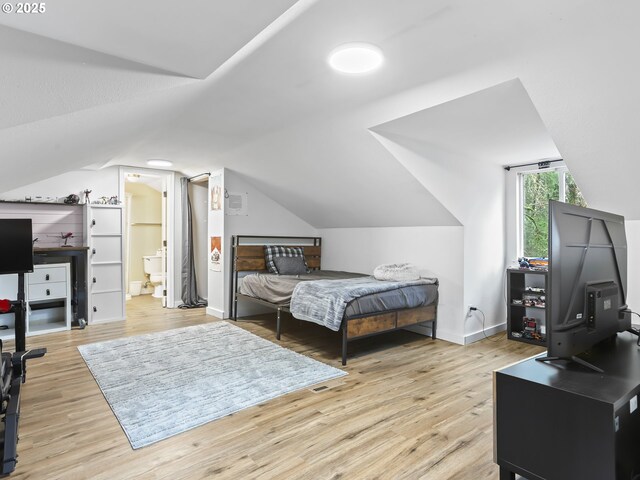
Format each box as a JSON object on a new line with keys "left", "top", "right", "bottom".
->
{"left": 29, "top": 282, "right": 67, "bottom": 301}
{"left": 90, "top": 264, "right": 123, "bottom": 293}
{"left": 87, "top": 205, "right": 125, "bottom": 323}
{"left": 0, "top": 264, "right": 72, "bottom": 340}
{"left": 91, "top": 291, "right": 124, "bottom": 322}
{"left": 90, "top": 206, "right": 122, "bottom": 235}
{"left": 27, "top": 264, "right": 71, "bottom": 336}
{"left": 90, "top": 236, "right": 122, "bottom": 263}
{"left": 28, "top": 266, "right": 67, "bottom": 285}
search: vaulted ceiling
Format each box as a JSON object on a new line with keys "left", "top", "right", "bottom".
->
{"left": 2, "top": 1, "right": 640, "bottom": 225}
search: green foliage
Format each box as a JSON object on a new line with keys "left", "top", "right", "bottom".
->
{"left": 565, "top": 172, "right": 587, "bottom": 207}
{"left": 523, "top": 171, "right": 558, "bottom": 258}
{"left": 522, "top": 170, "right": 586, "bottom": 258}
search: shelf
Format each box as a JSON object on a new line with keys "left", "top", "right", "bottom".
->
{"left": 28, "top": 322, "right": 68, "bottom": 335}
{"left": 0, "top": 327, "right": 16, "bottom": 340}
{"left": 508, "top": 268, "right": 548, "bottom": 346}
{"left": 510, "top": 303, "right": 546, "bottom": 310}
{"left": 0, "top": 200, "right": 85, "bottom": 207}
{"left": 131, "top": 222, "right": 161, "bottom": 226}
{"left": 508, "top": 334, "right": 546, "bottom": 347}
{"left": 507, "top": 268, "right": 548, "bottom": 274}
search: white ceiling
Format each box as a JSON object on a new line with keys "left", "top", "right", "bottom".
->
{"left": 371, "top": 79, "right": 560, "bottom": 168}
{"left": 2, "top": 1, "right": 640, "bottom": 224}
{"left": 0, "top": 0, "right": 300, "bottom": 79}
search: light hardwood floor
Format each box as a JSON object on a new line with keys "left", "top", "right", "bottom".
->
{"left": 8, "top": 295, "right": 543, "bottom": 480}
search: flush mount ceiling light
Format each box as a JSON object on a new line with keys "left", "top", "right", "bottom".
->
{"left": 147, "top": 159, "right": 173, "bottom": 168}
{"left": 328, "top": 43, "right": 384, "bottom": 74}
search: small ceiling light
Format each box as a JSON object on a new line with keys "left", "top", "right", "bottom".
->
{"left": 328, "top": 43, "right": 384, "bottom": 74}
{"left": 147, "top": 159, "right": 173, "bottom": 168}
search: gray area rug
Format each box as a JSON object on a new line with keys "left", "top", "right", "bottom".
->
{"left": 78, "top": 321, "right": 347, "bottom": 449}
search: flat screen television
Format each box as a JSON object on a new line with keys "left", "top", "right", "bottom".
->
{"left": 538, "top": 200, "right": 631, "bottom": 372}
{"left": 0, "top": 219, "right": 34, "bottom": 274}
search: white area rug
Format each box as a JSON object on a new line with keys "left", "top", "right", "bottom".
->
{"left": 78, "top": 322, "right": 346, "bottom": 449}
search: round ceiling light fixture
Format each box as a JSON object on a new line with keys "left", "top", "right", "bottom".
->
{"left": 146, "top": 159, "right": 173, "bottom": 168}
{"left": 328, "top": 42, "right": 384, "bottom": 74}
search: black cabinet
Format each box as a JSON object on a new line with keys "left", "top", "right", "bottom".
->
{"left": 507, "top": 268, "right": 548, "bottom": 346}
{"left": 494, "top": 332, "right": 640, "bottom": 480}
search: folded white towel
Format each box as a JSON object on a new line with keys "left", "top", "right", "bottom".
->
{"left": 373, "top": 263, "right": 420, "bottom": 282}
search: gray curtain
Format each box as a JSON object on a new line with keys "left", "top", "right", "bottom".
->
{"left": 179, "top": 177, "right": 207, "bottom": 308}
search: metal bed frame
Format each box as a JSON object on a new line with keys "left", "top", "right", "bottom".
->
{"left": 229, "top": 235, "right": 437, "bottom": 365}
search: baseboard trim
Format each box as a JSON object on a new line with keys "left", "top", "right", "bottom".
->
{"left": 91, "top": 317, "right": 125, "bottom": 325}
{"left": 206, "top": 307, "right": 225, "bottom": 319}
{"left": 434, "top": 329, "right": 465, "bottom": 345}
{"left": 464, "top": 322, "right": 507, "bottom": 345}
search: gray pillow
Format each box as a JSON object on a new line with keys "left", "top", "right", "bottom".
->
{"left": 273, "top": 255, "right": 308, "bottom": 275}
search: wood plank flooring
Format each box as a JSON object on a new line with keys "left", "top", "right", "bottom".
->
{"left": 8, "top": 295, "right": 543, "bottom": 479}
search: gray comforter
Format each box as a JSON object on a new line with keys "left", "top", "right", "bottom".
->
{"left": 289, "top": 276, "right": 437, "bottom": 331}
{"left": 239, "top": 270, "right": 367, "bottom": 305}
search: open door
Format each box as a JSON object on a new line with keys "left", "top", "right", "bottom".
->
{"left": 161, "top": 179, "right": 168, "bottom": 308}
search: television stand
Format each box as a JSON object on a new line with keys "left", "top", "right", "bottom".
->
{"left": 535, "top": 354, "right": 604, "bottom": 373}
{"left": 495, "top": 332, "right": 640, "bottom": 479}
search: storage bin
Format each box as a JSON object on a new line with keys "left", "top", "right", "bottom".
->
{"left": 129, "top": 281, "right": 142, "bottom": 296}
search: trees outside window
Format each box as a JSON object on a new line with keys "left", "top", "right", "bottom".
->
{"left": 520, "top": 168, "right": 586, "bottom": 258}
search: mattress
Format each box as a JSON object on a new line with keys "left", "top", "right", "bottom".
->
{"left": 238, "top": 270, "right": 438, "bottom": 318}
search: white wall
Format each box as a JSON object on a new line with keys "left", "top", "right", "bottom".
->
{"left": 623, "top": 220, "right": 640, "bottom": 316}
{"left": 319, "top": 226, "right": 465, "bottom": 344}
{"left": 205, "top": 169, "right": 318, "bottom": 318}
{"left": 370, "top": 134, "right": 507, "bottom": 344}
{"left": 0, "top": 167, "right": 120, "bottom": 202}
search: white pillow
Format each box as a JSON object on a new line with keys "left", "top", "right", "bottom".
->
{"left": 373, "top": 263, "right": 420, "bottom": 282}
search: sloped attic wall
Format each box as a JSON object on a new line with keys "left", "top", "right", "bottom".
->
{"left": 207, "top": 169, "right": 318, "bottom": 319}
{"left": 367, "top": 79, "right": 561, "bottom": 343}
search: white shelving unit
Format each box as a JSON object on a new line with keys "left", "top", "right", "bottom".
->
{"left": 0, "top": 263, "right": 71, "bottom": 341}
{"left": 87, "top": 205, "right": 125, "bottom": 323}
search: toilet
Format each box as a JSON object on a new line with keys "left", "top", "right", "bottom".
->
{"left": 143, "top": 252, "right": 164, "bottom": 298}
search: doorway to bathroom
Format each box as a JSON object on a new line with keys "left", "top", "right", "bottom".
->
{"left": 122, "top": 169, "right": 173, "bottom": 310}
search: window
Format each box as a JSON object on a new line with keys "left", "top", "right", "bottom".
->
{"left": 519, "top": 167, "right": 586, "bottom": 258}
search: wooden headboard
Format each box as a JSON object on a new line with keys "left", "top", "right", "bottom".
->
{"left": 231, "top": 235, "right": 322, "bottom": 272}
{"left": 230, "top": 235, "right": 322, "bottom": 319}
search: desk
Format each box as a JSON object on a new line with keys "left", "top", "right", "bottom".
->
{"left": 494, "top": 332, "right": 640, "bottom": 480}
{"left": 33, "top": 247, "right": 88, "bottom": 326}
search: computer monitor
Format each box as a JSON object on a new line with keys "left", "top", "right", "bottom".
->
{"left": 0, "top": 219, "right": 34, "bottom": 274}
{"left": 540, "top": 200, "right": 631, "bottom": 372}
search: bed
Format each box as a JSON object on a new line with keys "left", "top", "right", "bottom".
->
{"left": 230, "top": 235, "right": 438, "bottom": 365}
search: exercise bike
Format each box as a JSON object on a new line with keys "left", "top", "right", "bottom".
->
{"left": 0, "top": 297, "right": 46, "bottom": 475}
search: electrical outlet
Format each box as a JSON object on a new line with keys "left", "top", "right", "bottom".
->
{"left": 468, "top": 305, "right": 477, "bottom": 311}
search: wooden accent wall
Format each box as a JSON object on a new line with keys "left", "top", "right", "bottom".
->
{"left": 0, "top": 202, "right": 84, "bottom": 248}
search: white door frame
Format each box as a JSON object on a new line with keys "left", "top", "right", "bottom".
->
{"left": 119, "top": 166, "right": 177, "bottom": 308}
